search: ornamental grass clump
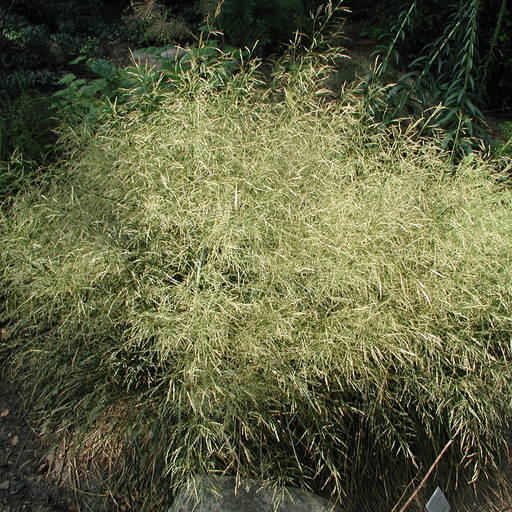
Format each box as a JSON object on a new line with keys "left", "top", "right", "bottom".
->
{"left": 1, "top": 59, "right": 512, "bottom": 511}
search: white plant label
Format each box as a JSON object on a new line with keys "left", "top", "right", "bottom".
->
{"left": 425, "top": 487, "right": 450, "bottom": 512}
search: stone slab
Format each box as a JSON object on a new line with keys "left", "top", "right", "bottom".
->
{"left": 170, "top": 476, "right": 342, "bottom": 512}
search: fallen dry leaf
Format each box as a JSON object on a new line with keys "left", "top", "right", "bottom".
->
{"left": 0, "top": 409, "right": 9, "bottom": 418}
{"left": 0, "top": 480, "right": 9, "bottom": 490}
{"left": 9, "top": 435, "right": 19, "bottom": 446}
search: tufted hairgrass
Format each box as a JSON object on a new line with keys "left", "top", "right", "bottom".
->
{"left": 1, "top": 59, "right": 512, "bottom": 511}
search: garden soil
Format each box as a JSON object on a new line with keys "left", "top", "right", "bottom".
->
{"left": 0, "top": 376, "right": 78, "bottom": 512}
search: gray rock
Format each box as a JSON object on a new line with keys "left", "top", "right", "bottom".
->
{"left": 48, "top": 41, "right": 65, "bottom": 64}
{"left": 160, "top": 47, "right": 189, "bottom": 60}
{"left": 131, "top": 46, "right": 189, "bottom": 70}
{"left": 170, "top": 476, "right": 342, "bottom": 512}
{"left": 131, "top": 49, "right": 159, "bottom": 69}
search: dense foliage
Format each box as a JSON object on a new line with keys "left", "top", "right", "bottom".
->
{"left": 2, "top": 44, "right": 512, "bottom": 510}
{"left": 2, "top": 0, "right": 512, "bottom": 159}
{"left": 1, "top": 2, "right": 512, "bottom": 511}
{"left": 216, "top": 0, "right": 305, "bottom": 52}
{"left": 365, "top": 0, "right": 512, "bottom": 112}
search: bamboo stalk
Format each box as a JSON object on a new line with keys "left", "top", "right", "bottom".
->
{"left": 398, "top": 439, "right": 454, "bottom": 512}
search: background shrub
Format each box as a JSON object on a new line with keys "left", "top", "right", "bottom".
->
{"left": 0, "top": 91, "right": 56, "bottom": 162}
{"left": 361, "top": 0, "right": 512, "bottom": 149}
{"left": 217, "top": 0, "right": 305, "bottom": 53}
{"left": 491, "top": 121, "right": 512, "bottom": 157}
{"left": 0, "top": 91, "right": 57, "bottom": 198}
